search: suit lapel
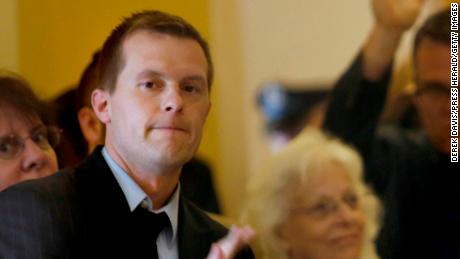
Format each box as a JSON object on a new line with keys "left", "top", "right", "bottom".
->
{"left": 74, "top": 146, "right": 130, "bottom": 215}
{"left": 177, "top": 197, "right": 225, "bottom": 259}
{"left": 75, "top": 147, "right": 227, "bottom": 259}
{"left": 73, "top": 146, "right": 134, "bottom": 257}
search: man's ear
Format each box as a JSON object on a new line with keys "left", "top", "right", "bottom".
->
{"left": 91, "top": 89, "right": 111, "bottom": 124}
{"left": 78, "top": 107, "right": 104, "bottom": 152}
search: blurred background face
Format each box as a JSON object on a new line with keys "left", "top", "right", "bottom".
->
{"left": 413, "top": 38, "right": 451, "bottom": 154}
{"left": 278, "top": 164, "right": 365, "bottom": 259}
{"left": 0, "top": 108, "right": 58, "bottom": 191}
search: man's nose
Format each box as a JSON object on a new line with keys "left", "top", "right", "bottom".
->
{"left": 21, "top": 139, "right": 50, "bottom": 172}
{"left": 161, "top": 86, "right": 184, "bottom": 113}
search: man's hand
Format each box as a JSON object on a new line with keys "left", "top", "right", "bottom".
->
{"left": 372, "top": 0, "right": 424, "bottom": 33}
{"left": 206, "top": 225, "right": 255, "bottom": 259}
{"left": 363, "top": 0, "right": 425, "bottom": 80}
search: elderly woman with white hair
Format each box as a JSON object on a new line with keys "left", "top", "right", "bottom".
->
{"left": 242, "top": 129, "right": 380, "bottom": 259}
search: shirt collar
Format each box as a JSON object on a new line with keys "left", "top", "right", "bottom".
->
{"left": 102, "top": 147, "right": 180, "bottom": 243}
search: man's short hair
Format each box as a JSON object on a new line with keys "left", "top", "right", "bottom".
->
{"left": 98, "top": 10, "right": 213, "bottom": 93}
{"left": 413, "top": 8, "right": 450, "bottom": 58}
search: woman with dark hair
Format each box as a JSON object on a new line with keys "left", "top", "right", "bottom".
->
{"left": 0, "top": 72, "right": 60, "bottom": 191}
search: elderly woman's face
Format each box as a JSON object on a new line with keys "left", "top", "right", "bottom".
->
{"left": 0, "top": 109, "right": 58, "bottom": 191}
{"left": 279, "top": 164, "right": 365, "bottom": 259}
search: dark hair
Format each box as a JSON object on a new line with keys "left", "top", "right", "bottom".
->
{"left": 50, "top": 88, "right": 87, "bottom": 167}
{"left": 98, "top": 10, "right": 213, "bottom": 93}
{"left": 0, "top": 71, "right": 52, "bottom": 126}
{"left": 76, "top": 50, "right": 101, "bottom": 110}
{"left": 413, "top": 8, "right": 451, "bottom": 58}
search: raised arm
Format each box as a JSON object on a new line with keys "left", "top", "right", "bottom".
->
{"left": 363, "top": 0, "right": 424, "bottom": 80}
{"left": 323, "top": 0, "right": 424, "bottom": 194}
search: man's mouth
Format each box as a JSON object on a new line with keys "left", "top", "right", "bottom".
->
{"left": 153, "top": 126, "right": 188, "bottom": 134}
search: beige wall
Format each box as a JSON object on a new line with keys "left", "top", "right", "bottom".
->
{"left": 210, "top": 0, "right": 249, "bottom": 218}
{"left": 0, "top": 0, "right": 18, "bottom": 72}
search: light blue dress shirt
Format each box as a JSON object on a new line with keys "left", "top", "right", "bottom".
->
{"left": 102, "top": 147, "right": 179, "bottom": 259}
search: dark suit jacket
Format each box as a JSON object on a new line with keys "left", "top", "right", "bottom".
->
{"left": 180, "top": 157, "right": 221, "bottom": 214}
{"left": 323, "top": 53, "right": 460, "bottom": 259}
{"left": 0, "top": 147, "right": 254, "bottom": 259}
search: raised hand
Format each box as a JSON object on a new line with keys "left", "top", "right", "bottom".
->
{"left": 372, "top": 0, "right": 425, "bottom": 32}
{"left": 206, "top": 225, "right": 255, "bottom": 259}
{"left": 363, "top": 0, "right": 425, "bottom": 80}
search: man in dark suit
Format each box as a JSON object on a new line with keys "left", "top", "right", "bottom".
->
{"left": 0, "top": 10, "right": 254, "bottom": 259}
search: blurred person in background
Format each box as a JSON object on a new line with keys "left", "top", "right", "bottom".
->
{"left": 242, "top": 129, "right": 380, "bottom": 259}
{"left": 75, "top": 51, "right": 105, "bottom": 154}
{"left": 257, "top": 81, "right": 329, "bottom": 152}
{"left": 323, "top": 0, "right": 460, "bottom": 258}
{"left": 50, "top": 88, "right": 86, "bottom": 168}
{"left": 0, "top": 72, "right": 60, "bottom": 191}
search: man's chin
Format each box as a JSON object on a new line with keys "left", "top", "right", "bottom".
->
{"left": 155, "top": 152, "right": 193, "bottom": 168}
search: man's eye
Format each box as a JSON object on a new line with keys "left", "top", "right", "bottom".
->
{"left": 140, "top": 81, "right": 155, "bottom": 88}
{"left": 183, "top": 85, "right": 198, "bottom": 93}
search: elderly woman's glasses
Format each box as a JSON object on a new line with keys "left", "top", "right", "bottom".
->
{"left": 0, "top": 126, "right": 61, "bottom": 160}
{"left": 290, "top": 192, "right": 360, "bottom": 218}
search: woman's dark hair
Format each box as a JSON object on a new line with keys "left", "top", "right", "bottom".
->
{"left": 0, "top": 71, "right": 53, "bottom": 126}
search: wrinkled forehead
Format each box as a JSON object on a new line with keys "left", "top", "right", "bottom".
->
{"left": 292, "top": 162, "right": 355, "bottom": 200}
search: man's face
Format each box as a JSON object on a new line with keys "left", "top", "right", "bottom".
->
{"left": 413, "top": 38, "right": 451, "bottom": 153}
{"left": 95, "top": 30, "right": 210, "bottom": 174}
